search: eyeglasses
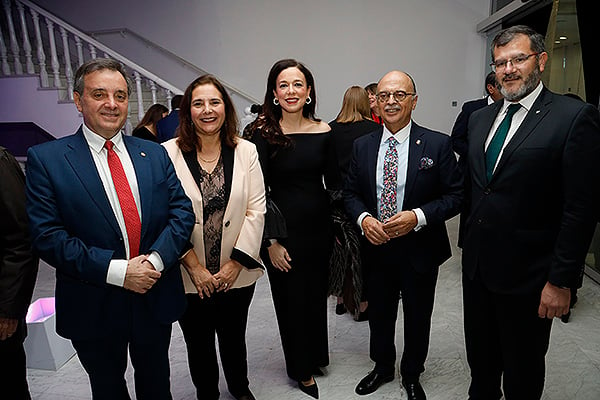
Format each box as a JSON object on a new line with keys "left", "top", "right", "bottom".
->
{"left": 490, "top": 53, "right": 539, "bottom": 72}
{"left": 376, "top": 90, "right": 416, "bottom": 103}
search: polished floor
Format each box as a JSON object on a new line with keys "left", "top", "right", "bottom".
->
{"left": 26, "top": 217, "right": 600, "bottom": 399}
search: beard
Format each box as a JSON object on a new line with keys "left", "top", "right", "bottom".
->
{"left": 500, "top": 64, "right": 541, "bottom": 102}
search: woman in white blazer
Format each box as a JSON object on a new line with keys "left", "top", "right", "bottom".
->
{"left": 163, "top": 74, "right": 265, "bottom": 400}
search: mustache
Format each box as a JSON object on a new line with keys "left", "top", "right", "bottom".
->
{"left": 503, "top": 73, "right": 520, "bottom": 81}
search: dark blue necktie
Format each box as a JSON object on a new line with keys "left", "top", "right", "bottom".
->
{"left": 486, "top": 103, "right": 521, "bottom": 182}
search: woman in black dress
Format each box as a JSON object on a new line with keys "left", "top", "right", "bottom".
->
{"left": 132, "top": 103, "right": 168, "bottom": 141}
{"left": 245, "top": 59, "right": 338, "bottom": 399}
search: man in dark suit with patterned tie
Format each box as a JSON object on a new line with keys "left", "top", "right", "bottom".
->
{"left": 344, "top": 70, "right": 462, "bottom": 399}
{"left": 26, "top": 58, "right": 195, "bottom": 399}
{"left": 462, "top": 25, "right": 600, "bottom": 400}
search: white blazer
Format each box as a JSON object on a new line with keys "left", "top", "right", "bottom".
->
{"left": 163, "top": 138, "right": 266, "bottom": 292}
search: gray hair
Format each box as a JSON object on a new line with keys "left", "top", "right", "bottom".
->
{"left": 491, "top": 25, "right": 546, "bottom": 61}
{"left": 73, "top": 58, "right": 132, "bottom": 96}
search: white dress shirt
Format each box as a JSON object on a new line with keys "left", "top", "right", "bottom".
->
{"left": 485, "top": 82, "right": 543, "bottom": 173}
{"left": 357, "top": 121, "right": 426, "bottom": 231}
{"left": 82, "top": 125, "right": 163, "bottom": 287}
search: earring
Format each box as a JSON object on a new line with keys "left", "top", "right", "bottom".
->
{"left": 305, "top": 96, "right": 312, "bottom": 105}
{"left": 273, "top": 98, "right": 279, "bottom": 106}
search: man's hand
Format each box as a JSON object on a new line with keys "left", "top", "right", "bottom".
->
{"left": 0, "top": 317, "right": 18, "bottom": 341}
{"left": 361, "top": 215, "right": 390, "bottom": 245}
{"left": 123, "top": 255, "right": 161, "bottom": 294}
{"left": 214, "top": 260, "right": 243, "bottom": 292}
{"left": 538, "top": 281, "right": 571, "bottom": 319}
{"left": 383, "top": 210, "right": 417, "bottom": 238}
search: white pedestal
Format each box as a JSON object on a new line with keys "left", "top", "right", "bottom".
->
{"left": 24, "top": 297, "right": 76, "bottom": 370}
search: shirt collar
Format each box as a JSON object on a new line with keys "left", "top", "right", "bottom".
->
{"left": 500, "top": 81, "right": 543, "bottom": 113}
{"left": 382, "top": 120, "right": 412, "bottom": 144}
{"left": 82, "top": 124, "right": 124, "bottom": 155}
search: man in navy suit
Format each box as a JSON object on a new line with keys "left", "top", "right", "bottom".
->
{"left": 345, "top": 70, "right": 462, "bottom": 399}
{"left": 462, "top": 25, "right": 600, "bottom": 399}
{"left": 156, "top": 95, "right": 183, "bottom": 143}
{"left": 26, "top": 58, "right": 195, "bottom": 399}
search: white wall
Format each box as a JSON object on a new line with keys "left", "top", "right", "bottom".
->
{"left": 0, "top": 76, "right": 81, "bottom": 136}
{"left": 32, "top": 0, "right": 490, "bottom": 133}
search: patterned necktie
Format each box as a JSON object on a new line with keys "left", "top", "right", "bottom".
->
{"left": 380, "top": 136, "right": 399, "bottom": 221}
{"left": 105, "top": 140, "right": 141, "bottom": 257}
{"left": 485, "top": 103, "right": 521, "bottom": 182}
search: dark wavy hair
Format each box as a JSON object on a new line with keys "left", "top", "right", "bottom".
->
{"left": 176, "top": 74, "right": 238, "bottom": 153}
{"left": 134, "top": 103, "right": 168, "bottom": 131}
{"left": 244, "top": 59, "right": 320, "bottom": 147}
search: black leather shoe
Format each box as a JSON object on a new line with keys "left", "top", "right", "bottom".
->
{"left": 335, "top": 303, "right": 347, "bottom": 315}
{"left": 402, "top": 380, "right": 426, "bottom": 400}
{"left": 313, "top": 367, "right": 325, "bottom": 376}
{"left": 355, "top": 370, "right": 394, "bottom": 395}
{"left": 298, "top": 380, "right": 319, "bottom": 399}
{"left": 234, "top": 392, "right": 256, "bottom": 400}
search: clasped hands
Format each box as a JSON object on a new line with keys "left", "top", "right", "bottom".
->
{"left": 361, "top": 211, "right": 417, "bottom": 246}
{"left": 123, "top": 254, "right": 160, "bottom": 294}
{"left": 189, "top": 260, "right": 243, "bottom": 299}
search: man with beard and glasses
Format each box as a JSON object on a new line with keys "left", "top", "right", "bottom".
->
{"left": 461, "top": 25, "right": 600, "bottom": 400}
{"left": 345, "top": 70, "right": 462, "bottom": 399}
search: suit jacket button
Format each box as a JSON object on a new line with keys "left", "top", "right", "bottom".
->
{"left": 477, "top": 219, "right": 483, "bottom": 224}
{"left": 484, "top": 188, "right": 491, "bottom": 195}
{"left": 225, "top": 221, "right": 230, "bottom": 227}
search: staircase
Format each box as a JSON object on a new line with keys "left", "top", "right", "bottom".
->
{"left": 0, "top": 0, "right": 257, "bottom": 140}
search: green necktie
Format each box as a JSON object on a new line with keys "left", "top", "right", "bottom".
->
{"left": 485, "top": 103, "right": 521, "bottom": 182}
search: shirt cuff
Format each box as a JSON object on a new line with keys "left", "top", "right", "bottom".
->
{"left": 413, "top": 208, "right": 427, "bottom": 231}
{"left": 106, "top": 259, "right": 127, "bottom": 287}
{"left": 357, "top": 212, "right": 372, "bottom": 235}
{"left": 147, "top": 251, "right": 164, "bottom": 272}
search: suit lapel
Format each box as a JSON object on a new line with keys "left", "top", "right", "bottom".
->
{"left": 493, "top": 89, "right": 552, "bottom": 178}
{"left": 472, "top": 101, "right": 502, "bottom": 184}
{"left": 222, "top": 145, "right": 234, "bottom": 208}
{"left": 404, "top": 124, "right": 425, "bottom": 204}
{"left": 367, "top": 129, "right": 383, "bottom": 208}
{"left": 124, "top": 137, "right": 152, "bottom": 239}
{"left": 64, "top": 129, "right": 121, "bottom": 236}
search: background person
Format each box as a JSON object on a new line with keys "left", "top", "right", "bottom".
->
{"left": 245, "top": 58, "right": 339, "bottom": 399}
{"left": 0, "top": 146, "right": 39, "bottom": 400}
{"left": 328, "top": 85, "right": 379, "bottom": 321}
{"left": 132, "top": 103, "right": 169, "bottom": 142}
{"left": 157, "top": 94, "right": 183, "bottom": 142}
{"left": 365, "top": 83, "right": 383, "bottom": 125}
{"left": 163, "top": 74, "right": 265, "bottom": 400}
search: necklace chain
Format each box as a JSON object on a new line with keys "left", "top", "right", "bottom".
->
{"left": 198, "top": 153, "right": 219, "bottom": 163}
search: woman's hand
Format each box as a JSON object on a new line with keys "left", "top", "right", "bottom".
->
{"left": 214, "top": 260, "right": 243, "bottom": 292}
{"left": 268, "top": 242, "right": 292, "bottom": 272}
{"left": 188, "top": 266, "right": 219, "bottom": 299}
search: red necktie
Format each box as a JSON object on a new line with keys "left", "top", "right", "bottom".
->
{"left": 105, "top": 140, "right": 141, "bottom": 257}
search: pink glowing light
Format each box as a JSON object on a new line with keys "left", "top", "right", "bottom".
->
{"left": 26, "top": 297, "right": 56, "bottom": 324}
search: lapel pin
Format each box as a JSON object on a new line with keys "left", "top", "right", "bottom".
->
{"left": 140, "top": 152, "right": 146, "bottom": 157}
{"left": 416, "top": 139, "right": 421, "bottom": 145}
{"left": 535, "top": 110, "right": 540, "bottom": 114}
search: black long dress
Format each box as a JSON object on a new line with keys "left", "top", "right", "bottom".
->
{"left": 251, "top": 131, "right": 338, "bottom": 382}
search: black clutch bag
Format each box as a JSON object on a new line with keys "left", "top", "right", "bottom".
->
{"left": 263, "top": 197, "right": 287, "bottom": 240}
